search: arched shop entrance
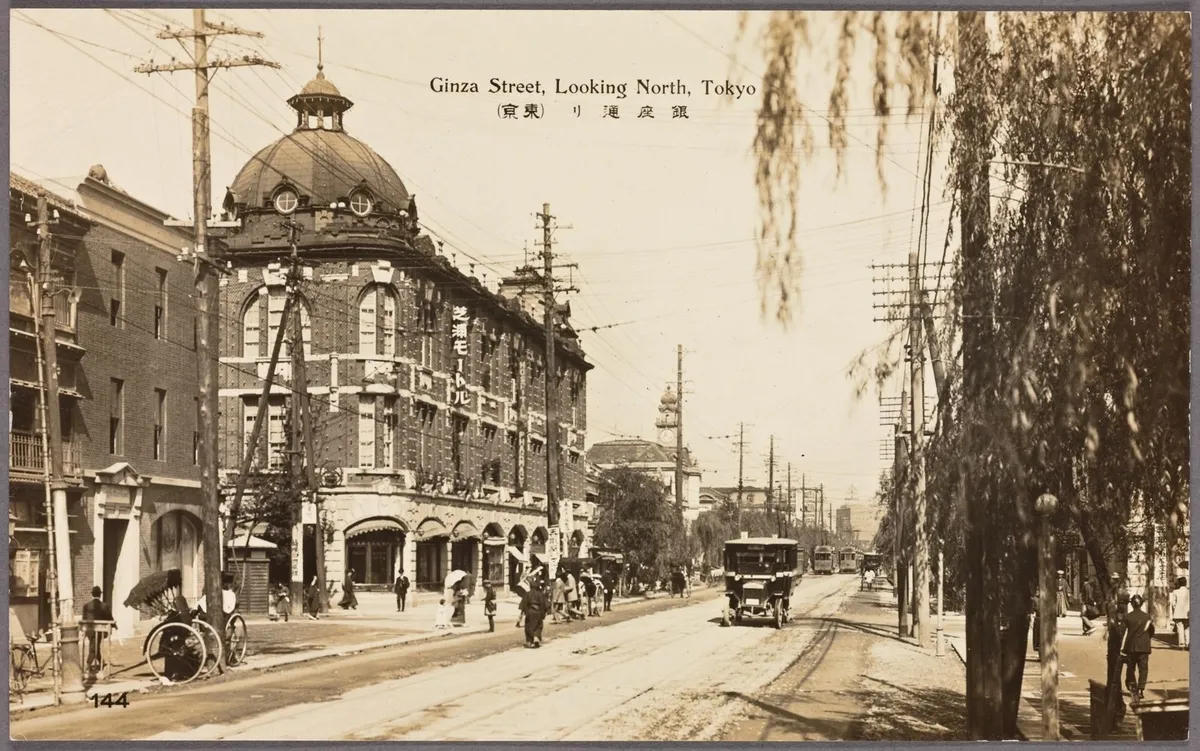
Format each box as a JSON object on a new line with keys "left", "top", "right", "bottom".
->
{"left": 482, "top": 523, "right": 505, "bottom": 587}
{"left": 344, "top": 517, "right": 406, "bottom": 588}
{"left": 413, "top": 517, "right": 449, "bottom": 591}
{"left": 450, "top": 520, "right": 480, "bottom": 584}
{"left": 531, "top": 527, "right": 549, "bottom": 572}
{"left": 569, "top": 529, "right": 586, "bottom": 559}
{"left": 506, "top": 525, "right": 528, "bottom": 591}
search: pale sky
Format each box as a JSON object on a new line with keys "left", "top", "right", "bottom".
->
{"left": 10, "top": 9, "right": 958, "bottom": 537}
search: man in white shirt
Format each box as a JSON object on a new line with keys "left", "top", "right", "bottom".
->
{"left": 1169, "top": 576, "right": 1189, "bottom": 649}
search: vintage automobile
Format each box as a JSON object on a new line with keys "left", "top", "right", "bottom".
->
{"left": 720, "top": 537, "right": 801, "bottom": 629}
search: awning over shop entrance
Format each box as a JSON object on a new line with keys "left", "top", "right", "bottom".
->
{"left": 451, "top": 521, "right": 479, "bottom": 541}
{"left": 414, "top": 518, "right": 448, "bottom": 541}
{"left": 345, "top": 518, "right": 406, "bottom": 540}
{"left": 507, "top": 545, "right": 528, "bottom": 563}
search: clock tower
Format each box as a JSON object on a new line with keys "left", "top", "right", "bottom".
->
{"left": 655, "top": 387, "right": 679, "bottom": 446}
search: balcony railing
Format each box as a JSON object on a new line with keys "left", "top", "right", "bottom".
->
{"left": 9, "top": 431, "right": 83, "bottom": 477}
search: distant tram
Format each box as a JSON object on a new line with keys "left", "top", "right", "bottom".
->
{"left": 812, "top": 545, "right": 836, "bottom": 575}
{"left": 838, "top": 547, "right": 859, "bottom": 574}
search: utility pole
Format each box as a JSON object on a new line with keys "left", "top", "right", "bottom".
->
{"left": 910, "top": 248, "right": 931, "bottom": 649}
{"left": 957, "top": 10, "right": 1001, "bottom": 738}
{"left": 766, "top": 436, "right": 775, "bottom": 526}
{"left": 33, "top": 191, "right": 84, "bottom": 703}
{"left": 538, "top": 203, "right": 564, "bottom": 577}
{"left": 786, "top": 464, "right": 792, "bottom": 538}
{"left": 800, "top": 474, "right": 806, "bottom": 531}
{"left": 736, "top": 423, "right": 745, "bottom": 529}
{"left": 293, "top": 279, "right": 327, "bottom": 614}
{"left": 135, "top": 10, "right": 280, "bottom": 668}
{"left": 26, "top": 249, "right": 63, "bottom": 704}
{"left": 675, "top": 346, "right": 685, "bottom": 515}
{"left": 897, "top": 385, "right": 910, "bottom": 637}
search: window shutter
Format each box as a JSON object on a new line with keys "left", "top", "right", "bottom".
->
{"left": 358, "top": 395, "right": 376, "bottom": 468}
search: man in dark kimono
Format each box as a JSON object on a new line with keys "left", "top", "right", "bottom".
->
{"left": 1123, "top": 594, "right": 1155, "bottom": 702}
{"left": 520, "top": 579, "right": 549, "bottom": 648}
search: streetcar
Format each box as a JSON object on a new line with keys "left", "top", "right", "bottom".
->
{"left": 812, "top": 545, "right": 836, "bottom": 575}
{"left": 838, "top": 547, "right": 859, "bottom": 574}
{"left": 720, "top": 537, "right": 801, "bottom": 629}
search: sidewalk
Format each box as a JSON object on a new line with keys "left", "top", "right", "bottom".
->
{"left": 10, "top": 588, "right": 675, "bottom": 714}
{"left": 941, "top": 609, "right": 1189, "bottom": 740}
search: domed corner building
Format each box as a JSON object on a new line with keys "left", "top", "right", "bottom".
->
{"left": 215, "top": 63, "right": 594, "bottom": 599}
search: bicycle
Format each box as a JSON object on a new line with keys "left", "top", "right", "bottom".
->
{"left": 10, "top": 629, "right": 53, "bottom": 702}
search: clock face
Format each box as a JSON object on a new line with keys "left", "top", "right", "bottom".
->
{"left": 659, "top": 428, "right": 674, "bottom": 445}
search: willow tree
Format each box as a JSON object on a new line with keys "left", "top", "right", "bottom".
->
{"left": 743, "top": 10, "right": 1190, "bottom": 739}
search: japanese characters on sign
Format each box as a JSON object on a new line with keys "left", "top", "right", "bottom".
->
{"left": 451, "top": 305, "right": 471, "bottom": 408}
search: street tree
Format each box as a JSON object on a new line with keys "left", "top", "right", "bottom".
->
{"left": 741, "top": 10, "right": 1190, "bottom": 738}
{"left": 593, "top": 467, "right": 685, "bottom": 585}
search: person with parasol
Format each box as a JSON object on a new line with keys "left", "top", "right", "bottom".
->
{"left": 445, "top": 570, "right": 470, "bottom": 627}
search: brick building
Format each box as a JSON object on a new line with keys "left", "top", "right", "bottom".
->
{"left": 214, "top": 65, "right": 592, "bottom": 595}
{"left": 9, "top": 169, "right": 207, "bottom": 635}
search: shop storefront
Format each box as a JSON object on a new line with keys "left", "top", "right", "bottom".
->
{"left": 344, "top": 517, "right": 405, "bottom": 588}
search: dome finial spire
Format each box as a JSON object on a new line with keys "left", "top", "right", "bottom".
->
{"left": 317, "top": 26, "right": 324, "bottom": 76}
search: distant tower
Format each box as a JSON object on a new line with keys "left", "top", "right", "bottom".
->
{"left": 655, "top": 386, "right": 678, "bottom": 446}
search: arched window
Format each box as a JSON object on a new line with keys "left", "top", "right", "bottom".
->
{"left": 358, "top": 284, "right": 398, "bottom": 357}
{"left": 242, "top": 287, "right": 312, "bottom": 358}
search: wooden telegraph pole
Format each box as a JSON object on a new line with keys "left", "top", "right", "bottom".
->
{"left": 1036, "top": 494, "right": 1060, "bottom": 740}
{"left": 135, "top": 10, "right": 279, "bottom": 667}
{"left": 909, "top": 248, "right": 931, "bottom": 648}
{"left": 736, "top": 423, "right": 745, "bottom": 529}
{"left": 539, "top": 203, "right": 563, "bottom": 579}
{"left": 675, "top": 345, "right": 684, "bottom": 515}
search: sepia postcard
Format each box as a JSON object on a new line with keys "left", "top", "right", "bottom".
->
{"left": 6, "top": 7, "right": 1191, "bottom": 743}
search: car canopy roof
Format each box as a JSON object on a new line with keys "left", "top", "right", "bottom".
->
{"left": 724, "top": 537, "right": 799, "bottom": 547}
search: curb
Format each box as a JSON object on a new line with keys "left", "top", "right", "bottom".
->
{"left": 10, "top": 589, "right": 695, "bottom": 715}
{"left": 10, "top": 623, "right": 487, "bottom": 715}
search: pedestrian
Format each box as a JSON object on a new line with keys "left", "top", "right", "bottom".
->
{"left": 339, "top": 569, "right": 359, "bottom": 610}
{"left": 602, "top": 572, "right": 615, "bottom": 611}
{"left": 1122, "top": 594, "right": 1155, "bottom": 702}
{"left": 305, "top": 576, "right": 321, "bottom": 620}
{"left": 483, "top": 583, "right": 497, "bottom": 632}
{"left": 1031, "top": 593, "right": 1041, "bottom": 656}
{"left": 1081, "top": 596, "right": 1099, "bottom": 636}
{"left": 395, "top": 572, "right": 410, "bottom": 612}
{"left": 451, "top": 584, "right": 467, "bottom": 627}
{"left": 81, "top": 586, "right": 114, "bottom": 673}
{"left": 565, "top": 570, "right": 582, "bottom": 620}
{"left": 434, "top": 598, "right": 451, "bottom": 629}
{"left": 551, "top": 572, "right": 566, "bottom": 623}
{"left": 1056, "top": 570, "right": 1068, "bottom": 618}
{"left": 275, "top": 583, "right": 291, "bottom": 623}
{"left": 519, "top": 579, "right": 549, "bottom": 648}
{"left": 583, "top": 572, "right": 598, "bottom": 616}
{"left": 1169, "top": 576, "right": 1189, "bottom": 650}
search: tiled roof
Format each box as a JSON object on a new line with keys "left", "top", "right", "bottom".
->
{"left": 587, "top": 439, "right": 695, "bottom": 468}
{"left": 9, "top": 172, "right": 84, "bottom": 216}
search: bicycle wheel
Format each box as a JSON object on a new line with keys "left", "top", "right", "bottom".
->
{"left": 225, "top": 614, "right": 248, "bottom": 667}
{"left": 191, "top": 618, "right": 224, "bottom": 678}
{"left": 145, "top": 622, "right": 207, "bottom": 685}
{"left": 10, "top": 647, "right": 32, "bottom": 700}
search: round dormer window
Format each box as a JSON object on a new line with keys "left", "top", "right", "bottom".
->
{"left": 349, "top": 190, "right": 373, "bottom": 217}
{"left": 273, "top": 188, "right": 298, "bottom": 215}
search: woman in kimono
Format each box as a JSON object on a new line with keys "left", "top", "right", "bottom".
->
{"left": 338, "top": 568, "right": 359, "bottom": 610}
{"left": 450, "top": 582, "right": 467, "bottom": 627}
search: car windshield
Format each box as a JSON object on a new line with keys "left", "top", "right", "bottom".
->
{"left": 733, "top": 549, "right": 784, "bottom": 574}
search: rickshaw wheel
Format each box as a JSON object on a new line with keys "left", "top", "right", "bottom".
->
{"left": 773, "top": 600, "right": 783, "bottom": 630}
{"left": 226, "top": 614, "right": 248, "bottom": 666}
{"left": 146, "top": 622, "right": 207, "bottom": 685}
{"left": 192, "top": 618, "right": 224, "bottom": 678}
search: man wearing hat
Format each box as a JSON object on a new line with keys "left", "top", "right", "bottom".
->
{"left": 1122, "top": 594, "right": 1155, "bottom": 702}
{"left": 1056, "top": 570, "right": 1068, "bottom": 618}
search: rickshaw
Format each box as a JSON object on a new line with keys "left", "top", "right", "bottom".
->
{"left": 719, "top": 537, "right": 801, "bottom": 629}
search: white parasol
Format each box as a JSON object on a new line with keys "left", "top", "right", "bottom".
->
{"left": 444, "top": 570, "right": 470, "bottom": 589}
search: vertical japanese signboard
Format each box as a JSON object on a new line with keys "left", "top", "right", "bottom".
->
{"left": 451, "top": 305, "right": 471, "bottom": 408}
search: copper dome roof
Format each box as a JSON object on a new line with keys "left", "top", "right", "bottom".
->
{"left": 228, "top": 128, "right": 410, "bottom": 213}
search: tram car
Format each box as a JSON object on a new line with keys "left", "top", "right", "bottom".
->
{"left": 838, "top": 547, "right": 860, "bottom": 574}
{"left": 812, "top": 545, "right": 836, "bottom": 575}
